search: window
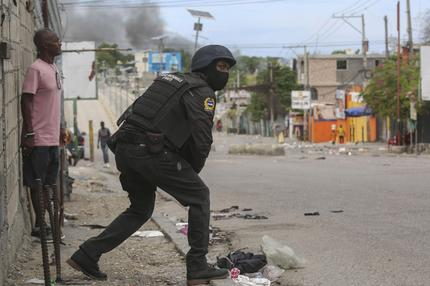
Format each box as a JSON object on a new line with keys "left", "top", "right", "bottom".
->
{"left": 336, "top": 60, "right": 347, "bottom": 70}
{"left": 375, "top": 60, "right": 381, "bottom": 67}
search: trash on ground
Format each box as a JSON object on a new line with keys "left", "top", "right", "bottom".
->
{"left": 220, "top": 205, "right": 239, "bottom": 213}
{"left": 315, "top": 157, "right": 326, "bottom": 160}
{"left": 261, "top": 235, "right": 305, "bottom": 270}
{"left": 25, "top": 278, "right": 45, "bottom": 284}
{"left": 330, "top": 210, "right": 344, "bottom": 213}
{"left": 230, "top": 267, "right": 241, "bottom": 279}
{"left": 132, "top": 230, "right": 164, "bottom": 238}
{"left": 179, "top": 225, "right": 188, "bottom": 236}
{"left": 234, "top": 275, "right": 271, "bottom": 286}
{"left": 64, "top": 213, "right": 78, "bottom": 220}
{"left": 79, "top": 224, "right": 106, "bottom": 229}
{"left": 242, "top": 208, "right": 253, "bottom": 212}
{"left": 217, "top": 250, "right": 267, "bottom": 273}
{"left": 212, "top": 212, "right": 269, "bottom": 221}
{"left": 210, "top": 227, "right": 231, "bottom": 245}
{"left": 304, "top": 212, "right": 320, "bottom": 216}
{"left": 261, "top": 265, "right": 285, "bottom": 282}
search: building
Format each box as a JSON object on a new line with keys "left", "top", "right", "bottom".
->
{"left": 295, "top": 53, "right": 385, "bottom": 104}
{"left": 135, "top": 51, "right": 182, "bottom": 76}
{"left": 0, "top": 1, "right": 62, "bottom": 284}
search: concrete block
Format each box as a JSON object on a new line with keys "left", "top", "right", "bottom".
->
{"left": 228, "top": 144, "right": 285, "bottom": 156}
{"left": 152, "top": 213, "right": 190, "bottom": 256}
{"left": 388, "top": 145, "right": 407, "bottom": 154}
{"left": 211, "top": 279, "right": 235, "bottom": 286}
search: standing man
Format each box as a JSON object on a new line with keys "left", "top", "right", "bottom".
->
{"left": 97, "top": 121, "right": 111, "bottom": 167}
{"left": 67, "top": 45, "right": 236, "bottom": 286}
{"left": 21, "top": 28, "right": 63, "bottom": 238}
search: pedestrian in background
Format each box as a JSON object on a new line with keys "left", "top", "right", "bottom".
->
{"left": 21, "top": 28, "right": 64, "bottom": 239}
{"left": 97, "top": 121, "right": 111, "bottom": 167}
{"left": 338, "top": 124, "right": 345, "bottom": 144}
{"left": 67, "top": 45, "right": 236, "bottom": 286}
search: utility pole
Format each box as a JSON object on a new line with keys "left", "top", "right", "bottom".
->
{"left": 406, "top": 0, "right": 413, "bottom": 61}
{"left": 332, "top": 14, "right": 368, "bottom": 70}
{"left": 396, "top": 1, "right": 401, "bottom": 145}
{"left": 268, "top": 62, "right": 275, "bottom": 132}
{"left": 361, "top": 14, "right": 368, "bottom": 71}
{"left": 384, "top": 16, "right": 390, "bottom": 58}
{"left": 303, "top": 46, "right": 310, "bottom": 141}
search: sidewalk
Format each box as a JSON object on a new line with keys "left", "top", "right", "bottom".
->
{"left": 6, "top": 159, "right": 233, "bottom": 286}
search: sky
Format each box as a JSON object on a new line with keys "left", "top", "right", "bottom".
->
{"left": 62, "top": 0, "right": 430, "bottom": 58}
{"left": 159, "top": 0, "right": 430, "bottom": 57}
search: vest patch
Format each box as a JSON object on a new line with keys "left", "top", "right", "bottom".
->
{"left": 204, "top": 97, "right": 215, "bottom": 111}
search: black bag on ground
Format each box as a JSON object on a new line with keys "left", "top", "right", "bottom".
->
{"left": 217, "top": 250, "right": 267, "bottom": 274}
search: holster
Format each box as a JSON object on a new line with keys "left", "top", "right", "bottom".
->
{"left": 145, "top": 132, "right": 164, "bottom": 154}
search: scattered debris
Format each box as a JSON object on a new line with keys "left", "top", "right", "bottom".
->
{"left": 79, "top": 224, "right": 106, "bottom": 229}
{"left": 219, "top": 205, "right": 239, "bottom": 213}
{"left": 132, "top": 230, "right": 164, "bottom": 238}
{"left": 234, "top": 275, "right": 271, "bottom": 286}
{"left": 330, "top": 210, "right": 344, "bottom": 213}
{"left": 242, "top": 208, "right": 253, "bottom": 212}
{"left": 261, "top": 235, "right": 305, "bottom": 270}
{"left": 261, "top": 265, "right": 285, "bottom": 282}
{"left": 304, "top": 212, "right": 320, "bottom": 216}
{"left": 315, "top": 157, "right": 326, "bottom": 160}
{"left": 217, "top": 250, "right": 267, "bottom": 274}
{"left": 64, "top": 213, "right": 78, "bottom": 220}
{"left": 25, "top": 278, "right": 44, "bottom": 284}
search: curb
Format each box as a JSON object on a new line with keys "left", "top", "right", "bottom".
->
{"left": 151, "top": 213, "right": 190, "bottom": 256}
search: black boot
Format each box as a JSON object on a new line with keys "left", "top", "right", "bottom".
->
{"left": 67, "top": 249, "right": 107, "bottom": 280}
{"left": 186, "top": 256, "right": 229, "bottom": 286}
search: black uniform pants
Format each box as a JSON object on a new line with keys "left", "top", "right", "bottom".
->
{"left": 79, "top": 142, "right": 210, "bottom": 267}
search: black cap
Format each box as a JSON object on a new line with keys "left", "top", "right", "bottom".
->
{"left": 191, "top": 45, "right": 236, "bottom": 72}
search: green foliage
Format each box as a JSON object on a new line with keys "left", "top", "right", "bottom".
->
{"left": 363, "top": 56, "right": 419, "bottom": 118}
{"left": 246, "top": 92, "right": 268, "bottom": 122}
{"left": 96, "top": 43, "right": 133, "bottom": 71}
{"left": 256, "top": 61, "right": 299, "bottom": 111}
{"left": 180, "top": 49, "right": 192, "bottom": 72}
{"left": 227, "top": 55, "right": 265, "bottom": 87}
{"left": 245, "top": 59, "right": 299, "bottom": 121}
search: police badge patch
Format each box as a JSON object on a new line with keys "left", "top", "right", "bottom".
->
{"left": 204, "top": 98, "right": 215, "bottom": 111}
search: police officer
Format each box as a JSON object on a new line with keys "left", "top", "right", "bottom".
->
{"left": 67, "top": 45, "right": 236, "bottom": 286}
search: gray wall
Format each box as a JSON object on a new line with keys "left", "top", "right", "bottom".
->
{"left": 0, "top": 1, "right": 62, "bottom": 285}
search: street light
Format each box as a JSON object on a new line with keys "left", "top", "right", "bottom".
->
{"left": 187, "top": 9, "right": 214, "bottom": 52}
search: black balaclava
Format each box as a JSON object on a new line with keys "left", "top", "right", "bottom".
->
{"left": 201, "top": 61, "right": 229, "bottom": 91}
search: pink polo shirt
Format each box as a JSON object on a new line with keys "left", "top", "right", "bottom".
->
{"left": 22, "top": 59, "right": 61, "bottom": 146}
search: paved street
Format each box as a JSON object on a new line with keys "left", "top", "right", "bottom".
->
{"left": 204, "top": 133, "right": 430, "bottom": 286}
{"left": 50, "top": 99, "right": 430, "bottom": 285}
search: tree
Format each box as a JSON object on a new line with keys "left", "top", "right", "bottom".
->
{"left": 246, "top": 59, "right": 299, "bottom": 121}
{"left": 363, "top": 56, "right": 419, "bottom": 119}
{"left": 96, "top": 43, "right": 133, "bottom": 71}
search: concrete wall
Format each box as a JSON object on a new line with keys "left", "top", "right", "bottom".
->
{"left": 0, "top": 1, "right": 62, "bottom": 285}
{"left": 0, "top": 1, "right": 34, "bottom": 284}
{"left": 297, "top": 55, "right": 385, "bottom": 104}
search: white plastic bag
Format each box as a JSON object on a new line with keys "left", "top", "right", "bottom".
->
{"left": 234, "top": 275, "right": 271, "bottom": 286}
{"left": 261, "top": 265, "right": 285, "bottom": 281}
{"left": 261, "top": 235, "right": 305, "bottom": 270}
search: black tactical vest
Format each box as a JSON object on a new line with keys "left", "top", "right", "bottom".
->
{"left": 125, "top": 73, "right": 210, "bottom": 148}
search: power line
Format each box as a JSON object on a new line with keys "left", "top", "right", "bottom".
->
{"left": 61, "top": 0, "right": 289, "bottom": 9}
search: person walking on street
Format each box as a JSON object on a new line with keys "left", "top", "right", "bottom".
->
{"left": 97, "top": 121, "right": 111, "bottom": 167}
{"left": 338, "top": 124, "right": 345, "bottom": 144}
{"left": 21, "top": 28, "right": 64, "bottom": 239}
{"left": 67, "top": 45, "right": 236, "bottom": 286}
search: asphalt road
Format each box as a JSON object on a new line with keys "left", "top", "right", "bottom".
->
{"left": 203, "top": 133, "right": 430, "bottom": 286}
{"left": 69, "top": 98, "right": 430, "bottom": 286}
